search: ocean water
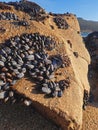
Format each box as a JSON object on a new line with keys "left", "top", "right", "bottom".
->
{"left": 81, "top": 32, "right": 90, "bottom": 37}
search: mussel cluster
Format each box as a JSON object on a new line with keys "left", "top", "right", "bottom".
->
{"left": 41, "top": 78, "right": 70, "bottom": 97}
{"left": 0, "top": 12, "right": 18, "bottom": 20}
{"left": 18, "top": 20, "right": 29, "bottom": 27}
{"left": 0, "top": 33, "right": 70, "bottom": 101}
{"left": 0, "top": 2, "right": 11, "bottom": 10}
{"left": 8, "top": 1, "right": 47, "bottom": 21}
{"left": 54, "top": 16, "right": 69, "bottom": 29}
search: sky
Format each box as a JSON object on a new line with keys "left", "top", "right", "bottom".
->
{"left": 1, "top": 0, "right": 98, "bottom": 21}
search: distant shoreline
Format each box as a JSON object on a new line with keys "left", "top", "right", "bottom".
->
{"left": 81, "top": 32, "right": 91, "bottom": 37}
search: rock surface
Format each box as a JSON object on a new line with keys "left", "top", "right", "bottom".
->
{"left": 0, "top": 1, "right": 90, "bottom": 130}
{"left": 85, "top": 31, "right": 98, "bottom": 102}
{"left": 82, "top": 31, "right": 98, "bottom": 130}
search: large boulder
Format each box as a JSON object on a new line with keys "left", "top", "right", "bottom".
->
{"left": 12, "top": 14, "right": 90, "bottom": 130}
{"left": 0, "top": 2, "right": 90, "bottom": 130}
{"left": 85, "top": 31, "right": 98, "bottom": 102}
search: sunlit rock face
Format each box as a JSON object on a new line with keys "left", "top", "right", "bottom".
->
{"left": 0, "top": 1, "right": 90, "bottom": 130}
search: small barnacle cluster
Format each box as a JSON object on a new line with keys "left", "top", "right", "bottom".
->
{"left": 0, "top": 32, "right": 71, "bottom": 102}
{"left": 54, "top": 16, "right": 69, "bottom": 29}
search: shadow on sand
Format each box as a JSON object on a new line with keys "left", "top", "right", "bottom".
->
{"left": 0, "top": 102, "right": 58, "bottom": 130}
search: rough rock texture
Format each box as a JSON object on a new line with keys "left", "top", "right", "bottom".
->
{"left": 82, "top": 31, "right": 98, "bottom": 130}
{"left": 0, "top": 2, "right": 90, "bottom": 130}
{"left": 85, "top": 31, "right": 98, "bottom": 102}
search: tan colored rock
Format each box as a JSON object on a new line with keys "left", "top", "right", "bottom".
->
{"left": 0, "top": 3, "right": 90, "bottom": 130}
